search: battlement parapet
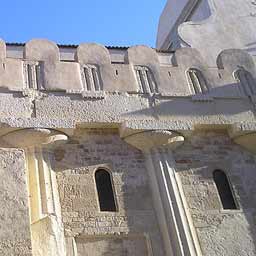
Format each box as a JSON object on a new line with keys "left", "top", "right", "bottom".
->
{"left": 0, "top": 39, "right": 256, "bottom": 99}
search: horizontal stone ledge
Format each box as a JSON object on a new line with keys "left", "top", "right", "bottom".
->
{"left": 0, "top": 120, "right": 255, "bottom": 138}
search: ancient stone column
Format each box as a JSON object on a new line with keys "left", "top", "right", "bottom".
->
{"left": 0, "top": 128, "right": 68, "bottom": 256}
{"left": 124, "top": 130, "right": 200, "bottom": 256}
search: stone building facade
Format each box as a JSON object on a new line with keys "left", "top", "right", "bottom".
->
{"left": 0, "top": 0, "right": 256, "bottom": 255}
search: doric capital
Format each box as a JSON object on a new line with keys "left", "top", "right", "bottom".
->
{"left": 123, "top": 130, "right": 184, "bottom": 152}
{"left": 0, "top": 128, "right": 68, "bottom": 149}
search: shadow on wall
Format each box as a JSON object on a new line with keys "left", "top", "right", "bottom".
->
{"left": 173, "top": 132, "right": 256, "bottom": 256}
{"left": 123, "top": 82, "right": 254, "bottom": 118}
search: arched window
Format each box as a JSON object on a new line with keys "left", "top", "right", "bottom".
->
{"left": 187, "top": 68, "right": 208, "bottom": 94}
{"left": 234, "top": 68, "right": 256, "bottom": 96}
{"left": 23, "top": 61, "right": 42, "bottom": 90}
{"left": 213, "top": 170, "right": 237, "bottom": 210}
{"left": 134, "top": 66, "right": 158, "bottom": 94}
{"left": 95, "top": 169, "right": 117, "bottom": 212}
{"left": 83, "top": 64, "right": 102, "bottom": 91}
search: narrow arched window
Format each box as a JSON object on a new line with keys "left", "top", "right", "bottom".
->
{"left": 213, "top": 170, "right": 237, "bottom": 210}
{"left": 134, "top": 66, "right": 158, "bottom": 94}
{"left": 83, "top": 64, "right": 102, "bottom": 91}
{"left": 187, "top": 68, "right": 208, "bottom": 94}
{"left": 95, "top": 169, "right": 117, "bottom": 212}
{"left": 234, "top": 68, "right": 256, "bottom": 96}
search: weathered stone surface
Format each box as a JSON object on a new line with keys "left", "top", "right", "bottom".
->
{"left": 174, "top": 131, "right": 256, "bottom": 256}
{"left": 25, "top": 39, "right": 60, "bottom": 62}
{"left": 53, "top": 129, "right": 164, "bottom": 256}
{"left": 75, "top": 235, "right": 149, "bottom": 256}
{"left": 0, "top": 149, "right": 32, "bottom": 255}
{"left": 0, "top": 1, "right": 255, "bottom": 255}
{"left": 76, "top": 43, "right": 111, "bottom": 65}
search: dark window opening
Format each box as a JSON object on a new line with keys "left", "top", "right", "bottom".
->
{"left": 95, "top": 169, "right": 117, "bottom": 212}
{"left": 213, "top": 169, "right": 237, "bottom": 210}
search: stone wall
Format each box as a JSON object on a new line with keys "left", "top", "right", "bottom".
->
{"left": 0, "top": 39, "right": 256, "bottom": 99}
{"left": 0, "top": 149, "right": 32, "bottom": 256}
{"left": 174, "top": 131, "right": 256, "bottom": 256}
{"left": 53, "top": 129, "right": 164, "bottom": 256}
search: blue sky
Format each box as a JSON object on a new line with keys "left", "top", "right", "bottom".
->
{"left": 2, "top": 0, "right": 166, "bottom": 47}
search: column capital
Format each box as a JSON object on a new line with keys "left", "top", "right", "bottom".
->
{"left": 0, "top": 128, "right": 68, "bottom": 149}
{"left": 232, "top": 133, "right": 256, "bottom": 154}
{"left": 123, "top": 130, "right": 184, "bottom": 152}
{"left": 229, "top": 123, "right": 256, "bottom": 154}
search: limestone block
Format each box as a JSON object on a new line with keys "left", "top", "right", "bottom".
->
{"left": 24, "top": 39, "right": 60, "bottom": 62}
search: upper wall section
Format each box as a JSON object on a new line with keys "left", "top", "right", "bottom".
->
{"left": 158, "top": 0, "right": 256, "bottom": 65}
{"left": 157, "top": 0, "right": 256, "bottom": 66}
{"left": 156, "top": 0, "right": 211, "bottom": 50}
{"left": 179, "top": 0, "right": 256, "bottom": 65}
{"left": 1, "top": 39, "right": 256, "bottom": 99}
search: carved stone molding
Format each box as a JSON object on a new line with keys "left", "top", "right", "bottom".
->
{"left": 123, "top": 130, "right": 184, "bottom": 152}
{"left": 0, "top": 128, "right": 68, "bottom": 148}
